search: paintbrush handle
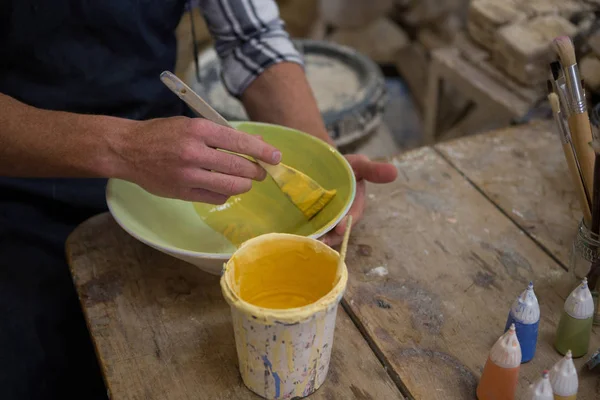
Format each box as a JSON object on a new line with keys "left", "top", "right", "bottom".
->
{"left": 160, "top": 71, "right": 270, "bottom": 170}
{"left": 592, "top": 154, "right": 600, "bottom": 233}
{"left": 568, "top": 112, "right": 596, "bottom": 200}
{"left": 563, "top": 142, "right": 593, "bottom": 225}
{"left": 160, "top": 71, "right": 233, "bottom": 128}
{"left": 339, "top": 215, "right": 352, "bottom": 263}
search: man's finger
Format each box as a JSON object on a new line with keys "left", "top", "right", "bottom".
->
{"left": 180, "top": 168, "right": 253, "bottom": 196}
{"left": 205, "top": 125, "right": 282, "bottom": 165}
{"left": 201, "top": 149, "right": 267, "bottom": 181}
{"left": 348, "top": 155, "right": 398, "bottom": 183}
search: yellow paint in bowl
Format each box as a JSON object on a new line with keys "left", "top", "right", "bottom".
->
{"left": 106, "top": 121, "right": 356, "bottom": 276}
{"left": 192, "top": 122, "right": 353, "bottom": 247}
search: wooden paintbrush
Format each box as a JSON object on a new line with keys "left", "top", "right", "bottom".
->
{"left": 587, "top": 117, "right": 600, "bottom": 289}
{"left": 550, "top": 61, "right": 572, "bottom": 121}
{"left": 548, "top": 92, "right": 592, "bottom": 225}
{"left": 591, "top": 146, "right": 600, "bottom": 234}
{"left": 160, "top": 71, "right": 336, "bottom": 220}
{"left": 335, "top": 215, "right": 352, "bottom": 285}
{"left": 552, "top": 36, "right": 595, "bottom": 202}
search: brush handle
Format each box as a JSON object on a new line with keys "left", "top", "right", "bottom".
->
{"left": 592, "top": 154, "right": 600, "bottom": 234}
{"left": 563, "top": 142, "right": 592, "bottom": 225}
{"left": 159, "top": 71, "right": 270, "bottom": 170}
{"left": 568, "top": 112, "right": 595, "bottom": 201}
{"left": 556, "top": 78, "right": 572, "bottom": 118}
{"left": 339, "top": 215, "right": 353, "bottom": 264}
{"left": 160, "top": 71, "right": 233, "bottom": 128}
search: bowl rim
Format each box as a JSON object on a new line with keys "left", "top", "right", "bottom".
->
{"left": 106, "top": 121, "right": 357, "bottom": 259}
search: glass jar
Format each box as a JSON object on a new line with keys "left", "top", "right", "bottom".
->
{"left": 570, "top": 218, "right": 600, "bottom": 324}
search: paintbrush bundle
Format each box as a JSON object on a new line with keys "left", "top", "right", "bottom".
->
{"left": 547, "top": 36, "right": 600, "bottom": 291}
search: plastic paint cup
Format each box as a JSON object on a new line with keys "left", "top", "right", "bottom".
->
{"left": 220, "top": 233, "right": 348, "bottom": 400}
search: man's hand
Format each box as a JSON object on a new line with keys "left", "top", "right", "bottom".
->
{"left": 111, "top": 117, "right": 281, "bottom": 205}
{"left": 239, "top": 62, "right": 399, "bottom": 246}
{"left": 321, "top": 154, "right": 397, "bottom": 246}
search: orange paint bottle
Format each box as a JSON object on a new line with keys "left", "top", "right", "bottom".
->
{"left": 477, "top": 324, "right": 522, "bottom": 400}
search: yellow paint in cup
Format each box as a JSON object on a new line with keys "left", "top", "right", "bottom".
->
{"left": 220, "top": 233, "right": 348, "bottom": 400}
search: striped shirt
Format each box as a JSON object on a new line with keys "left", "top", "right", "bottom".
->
{"left": 196, "top": 0, "right": 304, "bottom": 97}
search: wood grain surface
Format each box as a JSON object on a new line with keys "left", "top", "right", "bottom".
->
{"left": 66, "top": 214, "right": 404, "bottom": 400}
{"left": 436, "top": 120, "right": 577, "bottom": 267}
{"left": 67, "top": 121, "right": 600, "bottom": 400}
{"left": 342, "top": 145, "right": 600, "bottom": 399}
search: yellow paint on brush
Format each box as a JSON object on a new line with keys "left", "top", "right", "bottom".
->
{"left": 554, "top": 395, "right": 577, "bottom": 400}
{"left": 271, "top": 164, "right": 337, "bottom": 220}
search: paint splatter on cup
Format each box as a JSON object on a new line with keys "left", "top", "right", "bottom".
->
{"left": 220, "top": 233, "right": 348, "bottom": 399}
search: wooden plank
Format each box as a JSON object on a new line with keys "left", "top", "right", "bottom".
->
{"left": 436, "top": 120, "right": 576, "bottom": 267}
{"left": 343, "top": 146, "right": 600, "bottom": 399}
{"left": 66, "top": 214, "right": 404, "bottom": 400}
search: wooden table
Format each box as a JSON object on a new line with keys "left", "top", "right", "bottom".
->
{"left": 67, "top": 119, "right": 600, "bottom": 399}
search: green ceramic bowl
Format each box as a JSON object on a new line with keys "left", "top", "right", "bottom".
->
{"left": 106, "top": 121, "right": 356, "bottom": 275}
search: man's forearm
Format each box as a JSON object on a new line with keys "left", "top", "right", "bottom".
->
{"left": 240, "top": 62, "right": 334, "bottom": 146}
{"left": 0, "top": 93, "right": 128, "bottom": 177}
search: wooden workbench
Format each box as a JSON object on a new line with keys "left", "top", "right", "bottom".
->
{"left": 67, "top": 119, "right": 600, "bottom": 399}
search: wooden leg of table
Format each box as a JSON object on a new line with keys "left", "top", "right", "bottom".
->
{"left": 424, "top": 59, "right": 441, "bottom": 145}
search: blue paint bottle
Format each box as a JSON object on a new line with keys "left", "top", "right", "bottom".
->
{"left": 504, "top": 282, "right": 540, "bottom": 363}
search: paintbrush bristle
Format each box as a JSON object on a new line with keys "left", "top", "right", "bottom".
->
{"left": 261, "top": 162, "right": 336, "bottom": 219}
{"left": 548, "top": 93, "right": 560, "bottom": 114}
{"left": 552, "top": 36, "right": 576, "bottom": 66}
{"left": 550, "top": 61, "right": 562, "bottom": 80}
{"left": 301, "top": 188, "right": 337, "bottom": 220}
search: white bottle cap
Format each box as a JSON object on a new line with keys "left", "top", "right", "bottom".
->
{"left": 550, "top": 350, "right": 579, "bottom": 396}
{"left": 490, "top": 324, "right": 522, "bottom": 368}
{"left": 510, "top": 281, "right": 540, "bottom": 324}
{"left": 528, "top": 370, "right": 553, "bottom": 400}
{"left": 564, "top": 278, "right": 594, "bottom": 319}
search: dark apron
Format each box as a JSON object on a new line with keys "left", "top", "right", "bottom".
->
{"left": 0, "top": 1, "right": 190, "bottom": 398}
